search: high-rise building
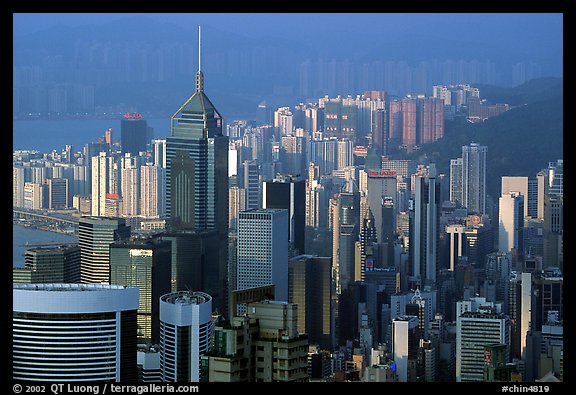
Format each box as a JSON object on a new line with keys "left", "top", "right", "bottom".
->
{"left": 288, "top": 255, "right": 334, "bottom": 350}
{"left": 237, "top": 209, "right": 289, "bottom": 301}
{"left": 543, "top": 194, "right": 563, "bottom": 270}
{"left": 152, "top": 139, "right": 167, "bottom": 168}
{"left": 159, "top": 291, "right": 214, "bottom": 382}
{"left": 13, "top": 283, "right": 138, "bottom": 381}
{"left": 164, "top": 28, "right": 228, "bottom": 312}
{"left": 120, "top": 153, "right": 140, "bottom": 218}
{"left": 498, "top": 191, "right": 525, "bottom": 254}
{"left": 14, "top": 245, "right": 80, "bottom": 284}
{"left": 366, "top": 169, "right": 397, "bottom": 245}
{"left": 417, "top": 97, "right": 444, "bottom": 144}
{"left": 502, "top": 176, "right": 529, "bottom": 219}
{"left": 121, "top": 117, "right": 148, "bottom": 156}
{"left": 91, "top": 151, "right": 113, "bottom": 216}
{"left": 274, "top": 106, "right": 293, "bottom": 136}
{"left": 262, "top": 175, "right": 306, "bottom": 255}
{"left": 409, "top": 164, "right": 441, "bottom": 287}
{"left": 140, "top": 164, "right": 166, "bottom": 219}
{"left": 243, "top": 159, "right": 260, "bottom": 210}
{"left": 456, "top": 298, "right": 510, "bottom": 382}
{"left": 449, "top": 158, "right": 463, "bottom": 207}
{"left": 46, "top": 178, "right": 69, "bottom": 209}
{"left": 392, "top": 315, "right": 419, "bottom": 382}
{"left": 402, "top": 97, "right": 417, "bottom": 150}
{"left": 461, "top": 143, "right": 488, "bottom": 215}
{"left": 110, "top": 237, "right": 172, "bottom": 342}
{"left": 78, "top": 216, "right": 131, "bottom": 284}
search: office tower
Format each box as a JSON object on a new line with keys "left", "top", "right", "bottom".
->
{"left": 288, "top": 255, "right": 333, "bottom": 350}
{"left": 372, "top": 108, "right": 388, "bottom": 157}
{"left": 13, "top": 283, "right": 138, "bottom": 381}
{"left": 257, "top": 100, "right": 270, "bottom": 125}
{"left": 366, "top": 170, "right": 397, "bottom": 245}
{"left": 274, "top": 106, "right": 293, "bottom": 136}
{"left": 546, "top": 159, "right": 563, "bottom": 197}
{"left": 152, "top": 139, "right": 167, "bottom": 168}
{"left": 449, "top": 158, "right": 463, "bottom": 206}
{"left": 24, "top": 182, "right": 45, "bottom": 210}
{"left": 237, "top": 209, "right": 289, "bottom": 301}
{"left": 91, "top": 151, "right": 113, "bottom": 216}
{"left": 78, "top": 216, "right": 131, "bottom": 284}
{"left": 358, "top": 207, "right": 377, "bottom": 279}
{"left": 46, "top": 178, "right": 68, "bottom": 209}
{"left": 243, "top": 159, "right": 260, "bottom": 210}
{"left": 462, "top": 215, "right": 494, "bottom": 268}
{"left": 502, "top": 176, "right": 529, "bottom": 218}
{"left": 159, "top": 228, "right": 220, "bottom": 299}
{"left": 120, "top": 153, "right": 140, "bottom": 218}
{"left": 262, "top": 175, "right": 306, "bottom": 255}
{"left": 121, "top": 117, "right": 148, "bottom": 156}
{"left": 446, "top": 224, "right": 465, "bottom": 271}
{"left": 73, "top": 164, "right": 89, "bottom": 197}
{"left": 543, "top": 194, "right": 563, "bottom": 270}
{"left": 456, "top": 298, "right": 510, "bottom": 382}
{"left": 164, "top": 29, "right": 228, "bottom": 313}
{"left": 159, "top": 291, "right": 214, "bottom": 382}
{"left": 461, "top": 143, "right": 488, "bottom": 215}
{"left": 392, "top": 315, "right": 419, "bottom": 382}
{"left": 498, "top": 191, "right": 525, "bottom": 254}
{"left": 110, "top": 237, "right": 172, "bottom": 342}
{"left": 483, "top": 344, "right": 516, "bottom": 381}
{"left": 140, "top": 164, "right": 166, "bottom": 219}
{"left": 308, "top": 138, "right": 337, "bottom": 176}
{"left": 229, "top": 186, "right": 245, "bottom": 231}
{"left": 337, "top": 186, "right": 360, "bottom": 293}
{"left": 409, "top": 164, "right": 441, "bottom": 287}
{"left": 15, "top": 245, "right": 80, "bottom": 284}
{"left": 13, "top": 165, "right": 26, "bottom": 208}
{"left": 531, "top": 270, "right": 563, "bottom": 332}
{"left": 280, "top": 135, "right": 306, "bottom": 177}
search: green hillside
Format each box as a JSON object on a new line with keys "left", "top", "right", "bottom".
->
{"left": 407, "top": 78, "right": 563, "bottom": 200}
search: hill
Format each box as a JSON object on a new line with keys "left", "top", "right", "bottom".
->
{"left": 407, "top": 78, "right": 563, "bottom": 200}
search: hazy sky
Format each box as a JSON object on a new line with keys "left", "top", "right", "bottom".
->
{"left": 13, "top": 13, "right": 563, "bottom": 61}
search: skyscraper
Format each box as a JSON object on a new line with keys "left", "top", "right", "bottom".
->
{"left": 409, "top": 164, "right": 441, "bottom": 287}
{"left": 288, "top": 255, "right": 334, "bottom": 350}
{"left": 78, "top": 216, "right": 131, "bottom": 284}
{"left": 461, "top": 143, "right": 488, "bottom": 215}
{"left": 456, "top": 298, "right": 510, "bottom": 382}
{"left": 121, "top": 117, "right": 148, "bottom": 156}
{"left": 91, "top": 151, "right": 113, "bottom": 216}
{"left": 13, "top": 283, "right": 139, "bottom": 381}
{"left": 392, "top": 315, "right": 419, "bottom": 382}
{"left": 498, "top": 191, "right": 524, "bottom": 254}
{"left": 243, "top": 159, "right": 260, "bottom": 210}
{"left": 262, "top": 175, "right": 306, "bottom": 255}
{"left": 16, "top": 244, "right": 80, "bottom": 284}
{"left": 236, "top": 209, "right": 289, "bottom": 302}
{"left": 110, "top": 237, "right": 172, "bottom": 342}
{"left": 159, "top": 291, "right": 214, "bottom": 382}
{"left": 164, "top": 27, "right": 228, "bottom": 312}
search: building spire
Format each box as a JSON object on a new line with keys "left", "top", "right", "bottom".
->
{"left": 195, "top": 25, "right": 204, "bottom": 93}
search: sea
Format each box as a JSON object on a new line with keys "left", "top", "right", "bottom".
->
{"left": 13, "top": 224, "right": 78, "bottom": 268}
{"left": 13, "top": 117, "right": 172, "bottom": 153}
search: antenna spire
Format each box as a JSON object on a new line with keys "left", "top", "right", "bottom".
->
{"left": 198, "top": 25, "right": 201, "bottom": 72}
{"left": 195, "top": 25, "right": 204, "bottom": 93}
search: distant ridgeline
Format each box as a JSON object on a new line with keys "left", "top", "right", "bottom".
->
{"left": 406, "top": 77, "right": 563, "bottom": 200}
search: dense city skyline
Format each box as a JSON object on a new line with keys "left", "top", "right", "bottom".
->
{"left": 12, "top": 12, "right": 564, "bottom": 385}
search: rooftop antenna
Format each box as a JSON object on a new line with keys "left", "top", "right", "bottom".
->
{"left": 196, "top": 25, "right": 204, "bottom": 93}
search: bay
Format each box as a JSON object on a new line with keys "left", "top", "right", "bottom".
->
{"left": 13, "top": 118, "right": 171, "bottom": 154}
{"left": 13, "top": 224, "right": 78, "bottom": 268}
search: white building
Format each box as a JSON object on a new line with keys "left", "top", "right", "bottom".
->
{"left": 456, "top": 297, "right": 510, "bottom": 382}
{"left": 237, "top": 209, "right": 289, "bottom": 301}
{"left": 392, "top": 315, "right": 419, "bottom": 382}
{"left": 13, "top": 283, "right": 139, "bottom": 381}
{"left": 159, "top": 291, "right": 214, "bottom": 382}
{"left": 498, "top": 191, "right": 524, "bottom": 253}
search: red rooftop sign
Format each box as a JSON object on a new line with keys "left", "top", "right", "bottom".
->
{"left": 123, "top": 113, "right": 143, "bottom": 119}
